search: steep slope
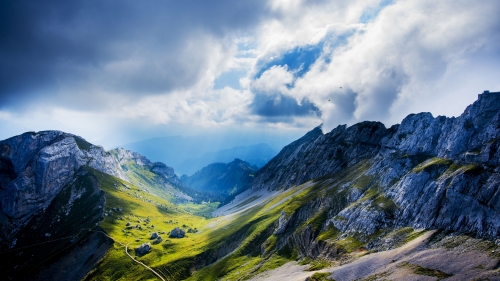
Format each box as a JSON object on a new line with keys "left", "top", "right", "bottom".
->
{"left": 0, "top": 131, "right": 115, "bottom": 280}
{"left": 177, "top": 144, "right": 276, "bottom": 176}
{"left": 181, "top": 158, "right": 257, "bottom": 203}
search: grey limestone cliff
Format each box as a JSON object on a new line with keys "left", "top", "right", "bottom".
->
{"left": 252, "top": 90, "right": 500, "bottom": 239}
{"left": 0, "top": 132, "right": 181, "bottom": 221}
{"left": 0, "top": 131, "right": 110, "bottom": 219}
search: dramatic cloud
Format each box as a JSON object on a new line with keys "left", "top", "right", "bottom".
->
{"left": 0, "top": 0, "right": 270, "bottom": 107}
{"left": 265, "top": 0, "right": 500, "bottom": 130}
{"left": 1, "top": 0, "right": 499, "bottom": 146}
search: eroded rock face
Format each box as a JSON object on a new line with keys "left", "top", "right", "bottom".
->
{"left": 0, "top": 131, "right": 125, "bottom": 219}
{"left": 252, "top": 121, "right": 391, "bottom": 191}
{"left": 253, "top": 91, "right": 500, "bottom": 238}
{"left": 0, "top": 132, "right": 182, "bottom": 221}
{"left": 0, "top": 132, "right": 89, "bottom": 219}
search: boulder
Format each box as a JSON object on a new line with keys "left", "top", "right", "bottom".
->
{"left": 135, "top": 242, "right": 151, "bottom": 256}
{"left": 169, "top": 227, "right": 185, "bottom": 238}
{"left": 153, "top": 236, "right": 162, "bottom": 244}
{"left": 150, "top": 232, "right": 158, "bottom": 239}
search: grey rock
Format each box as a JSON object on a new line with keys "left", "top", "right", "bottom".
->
{"left": 0, "top": 131, "right": 183, "bottom": 221}
{"left": 153, "top": 236, "right": 162, "bottom": 244}
{"left": 150, "top": 232, "right": 158, "bottom": 239}
{"left": 169, "top": 227, "right": 185, "bottom": 238}
{"left": 135, "top": 242, "right": 151, "bottom": 256}
{"left": 274, "top": 210, "right": 292, "bottom": 235}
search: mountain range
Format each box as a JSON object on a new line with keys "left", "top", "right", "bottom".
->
{"left": 180, "top": 158, "right": 257, "bottom": 204}
{"left": 1, "top": 90, "right": 500, "bottom": 280}
{"left": 176, "top": 144, "right": 275, "bottom": 176}
{"left": 122, "top": 136, "right": 279, "bottom": 176}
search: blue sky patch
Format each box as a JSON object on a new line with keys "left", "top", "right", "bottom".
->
{"left": 254, "top": 43, "right": 324, "bottom": 80}
{"left": 359, "top": 0, "right": 393, "bottom": 23}
{"left": 214, "top": 69, "right": 247, "bottom": 90}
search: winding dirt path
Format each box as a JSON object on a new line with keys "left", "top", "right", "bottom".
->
{"left": 92, "top": 230, "right": 167, "bottom": 281}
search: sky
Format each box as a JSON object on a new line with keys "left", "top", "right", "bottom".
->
{"left": 1, "top": 0, "right": 500, "bottom": 149}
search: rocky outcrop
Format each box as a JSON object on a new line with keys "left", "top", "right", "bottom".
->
{"left": 153, "top": 236, "right": 163, "bottom": 244}
{"left": 0, "top": 132, "right": 182, "bottom": 221}
{"left": 109, "top": 147, "right": 182, "bottom": 186}
{"left": 251, "top": 121, "right": 392, "bottom": 191}
{"left": 136, "top": 242, "right": 151, "bottom": 256}
{"left": 169, "top": 227, "right": 185, "bottom": 238}
{"left": 0, "top": 167, "right": 112, "bottom": 280}
{"left": 0, "top": 131, "right": 108, "bottom": 219}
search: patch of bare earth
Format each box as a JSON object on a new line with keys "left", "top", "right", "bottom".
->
{"left": 247, "top": 230, "right": 500, "bottom": 281}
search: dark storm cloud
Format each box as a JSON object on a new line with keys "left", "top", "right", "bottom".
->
{"left": 0, "top": 0, "right": 271, "bottom": 109}
{"left": 250, "top": 93, "right": 320, "bottom": 118}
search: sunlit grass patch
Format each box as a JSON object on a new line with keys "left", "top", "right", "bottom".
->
{"left": 84, "top": 167, "right": 223, "bottom": 280}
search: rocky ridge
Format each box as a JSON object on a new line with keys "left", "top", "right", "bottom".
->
{"left": 252, "top": 90, "right": 500, "bottom": 241}
{"left": 0, "top": 133, "right": 182, "bottom": 221}
{"left": 0, "top": 131, "right": 185, "bottom": 280}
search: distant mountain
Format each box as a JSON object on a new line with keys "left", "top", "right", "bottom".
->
{"left": 181, "top": 159, "right": 257, "bottom": 203}
{"left": 177, "top": 143, "right": 276, "bottom": 176}
{"left": 121, "top": 134, "right": 286, "bottom": 176}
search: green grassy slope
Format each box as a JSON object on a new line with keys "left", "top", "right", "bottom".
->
{"left": 83, "top": 152, "right": 500, "bottom": 281}
{"left": 82, "top": 160, "right": 400, "bottom": 280}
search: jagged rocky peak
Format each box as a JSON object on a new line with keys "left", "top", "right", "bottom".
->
{"left": 253, "top": 90, "right": 500, "bottom": 192}
{"left": 384, "top": 90, "right": 500, "bottom": 162}
{"left": 251, "top": 121, "right": 391, "bottom": 191}
{"left": 110, "top": 147, "right": 150, "bottom": 166}
{"left": 247, "top": 90, "right": 500, "bottom": 240}
{"left": 465, "top": 90, "right": 500, "bottom": 127}
{"left": 0, "top": 131, "right": 188, "bottom": 221}
{"left": 0, "top": 131, "right": 102, "bottom": 219}
{"left": 109, "top": 147, "right": 178, "bottom": 181}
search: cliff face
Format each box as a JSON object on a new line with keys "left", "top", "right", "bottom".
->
{"left": 0, "top": 133, "right": 182, "bottom": 221}
{"left": 251, "top": 122, "right": 393, "bottom": 191}
{"left": 0, "top": 131, "right": 101, "bottom": 220}
{"left": 251, "top": 91, "right": 500, "bottom": 238}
